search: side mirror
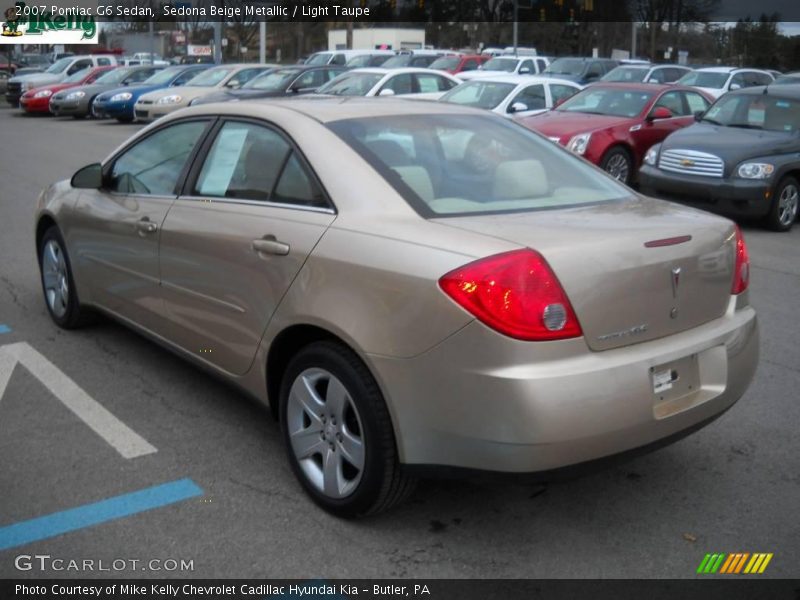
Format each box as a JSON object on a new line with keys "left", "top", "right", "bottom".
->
{"left": 509, "top": 102, "right": 529, "bottom": 113}
{"left": 693, "top": 110, "right": 705, "bottom": 122}
{"left": 647, "top": 106, "right": 673, "bottom": 121}
{"left": 378, "top": 88, "right": 395, "bottom": 96}
{"left": 518, "top": 67, "right": 531, "bottom": 75}
{"left": 226, "top": 80, "right": 241, "bottom": 89}
{"left": 729, "top": 82, "right": 742, "bottom": 91}
{"left": 71, "top": 163, "right": 102, "bottom": 189}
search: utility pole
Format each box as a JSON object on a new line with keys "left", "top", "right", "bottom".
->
{"left": 631, "top": 22, "right": 637, "bottom": 58}
{"left": 513, "top": 0, "right": 518, "bottom": 54}
{"left": 213, "top": 21, "right": 222, "bottom": 64}
{"left": 148, "top": 21, "right": 155, "bottom": 63}
{"left": 259, "top": 21, "right": 266, "bottom": 63}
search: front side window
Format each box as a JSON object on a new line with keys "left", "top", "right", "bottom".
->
{"left": 194, "top": 121, "right": 324, "bottom": 207}
{"left": 653, "top": 91, "right": 685, "bottom": 116}
{"left": 381, "top": 73, "right": 414, "bottom": 95}
{"left": 110, "top": 121, "right": 208, "bottom": 195}
{"left": 549, "top": 83, "right": 579, "bottom": 104}
{"left": 684, "top": 92, "right": 710, "bottom": 115}
{"left": 482, "top": 57, "right": 519, "bottom": 73}
{"left": 509, "top": 84, "right": 546, "bottom": 111}
{"left": 328, "top": 115, "right": 629, "bottom": 217}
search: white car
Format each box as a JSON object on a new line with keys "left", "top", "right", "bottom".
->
{"left": 676, "top": 67, "right": 774, "bottom": 99}
{"left": 601, "top": 64, "right": 692, "bottom": 84}
{"left": 440, "top": 75, "right": 582, "bottom": 118}
{"left": 458, "top": 55, "right": 550, "bottom": 81}
{"left": 315, "top": 68, "right": 460, "bottom": 99}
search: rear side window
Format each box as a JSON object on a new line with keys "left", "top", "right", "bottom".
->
{"left": 415, "top": 73, "right": 456, "bottom": 93}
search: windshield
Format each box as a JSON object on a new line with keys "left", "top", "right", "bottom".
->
{"left": 306, "top": 53, "right": 331, "bottom": 66}
{"left": 317, "top": 72, "right": 383, "bottom": 96}
{"left": 328, "top": 115, "right": 628, "bottom": 217}
{"left": 602, "top": 67, "right": 648, "bottom": 83}
{"left": 381, "top": 55, "right": 412, "bottom": 68}
{"left": 186, "top": 67, "right": 233, "bottom": 87}
{"left": 429, "top": 57, "right": 461, "bottom": 71}
{"left": 440, "top": 81, "right": 516, "bottom": 110}
{"left": 702, "top": 94, "right": 800, "bottom": 132}
{"left": 46, "top": 57, "right": 72, "bottom": 74}
{"left": 545, "top": 58, "right": 586, "bottom": 76}
{"left": 244, "top": 69, "right": 299, "bottom": 91}
{"left": 143, "top": 68, "right": 182, "bottom": 85}
{"left": 482, "top": 57, "right": 519, "bottom": 72}
{"left": 94, "top": 67, "right": 135, "bottom": 84}
{"left": 557, "top": 87, "right": 655, "bottom": 118}
{"left": 63, "top": 68, "right": 92, "bottom": 83}
{"left": 676, "top": 71, "right": 729, "bottom": 89}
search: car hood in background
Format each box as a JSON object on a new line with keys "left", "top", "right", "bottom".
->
{"left": 660, "top": 123, "right": 797, "bottom": 165}
{"left": 138, "top": 85, "right": 216, "bottom": 102}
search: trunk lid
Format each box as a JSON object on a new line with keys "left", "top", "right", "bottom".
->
{"left": 433, "top": 196, "right": 736, "bottom": 351}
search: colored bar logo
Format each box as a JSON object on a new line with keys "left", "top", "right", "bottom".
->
{"left": 697, "top": 553, "right": 773, "bottom": 574}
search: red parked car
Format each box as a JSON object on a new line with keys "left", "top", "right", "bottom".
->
{"left": 19, "top": 65, "right": 114, "bottom": 114}
{"left": 516, "top": 83, "right": 713, "bottom": 184}
{"left": 428, "top": 54, "right": 490, "bottom": 75}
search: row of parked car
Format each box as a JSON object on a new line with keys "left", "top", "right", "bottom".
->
{"left": 6, "top": 49, "right": 800, "bottom": 231}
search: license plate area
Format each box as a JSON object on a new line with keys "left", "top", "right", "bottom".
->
{"left": 651, "top": 353, "right": 701, "bottom": 418}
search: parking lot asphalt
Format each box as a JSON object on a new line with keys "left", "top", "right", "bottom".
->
{"left": 0, "top": 105, "right": 798, "bottom": 579}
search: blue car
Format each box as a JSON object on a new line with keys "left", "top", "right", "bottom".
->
{"left": 92, "top": 64, "right": 211, "bottom": 122}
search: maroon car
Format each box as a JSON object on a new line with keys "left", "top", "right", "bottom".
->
{"left": 517, "top": 83, "right": 713, "bottom": 184}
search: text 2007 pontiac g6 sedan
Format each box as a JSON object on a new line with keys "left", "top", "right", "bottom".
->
{"left": 35, "top": 98, "right": 758, "bottom": 516}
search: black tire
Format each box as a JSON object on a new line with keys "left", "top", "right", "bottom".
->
{"left": 116, "top": 116, "right": 134, "bottom": 123}
{"left": 279, "top": 341, "right": 416, "bottom": 517}
{"left": 38, "top": 226, "right": 94, "bottom": 329}
{"left": 764, "top": 176, "right": 799, "bottom": 232}
{"left": 600, "top": 146, "right": 633, "bottom": 185}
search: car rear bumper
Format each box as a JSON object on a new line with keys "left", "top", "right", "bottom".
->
{"left": 371, "top": 296, "right": 758, "bottom": 473}
{"left": 639, "top": 166, "right": 772, "bottom": 218}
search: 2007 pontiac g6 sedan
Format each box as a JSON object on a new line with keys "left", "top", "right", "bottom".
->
{"left": 35, "top": 98, "right": 759, "bottom": 516}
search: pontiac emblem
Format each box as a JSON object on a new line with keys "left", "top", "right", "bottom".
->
{"left": 671, "top": 267, "right": 681, "bottom": 298}
{"left": 680, "top": 158, "right": 695, "bottom": 167}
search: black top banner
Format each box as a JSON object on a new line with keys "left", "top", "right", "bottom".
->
{"left": 7, "top": 0, "right": 800, "bottom": 23}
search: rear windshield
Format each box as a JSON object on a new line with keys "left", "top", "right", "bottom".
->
{"left": 482, "top": 57, "right": 519, "bottom": 72}
{"left": 317, "top": 72, "right": 383, "bottom": 96}
{"left": 185, "top": 67, "right": 233, "bottom": 87}
{"left": 429, "top": 57, "right": 461, "bottom": 70}
{"left": 306, "top": 53, "right": 332, "bottom": 66}
{"left": 327, "top": 114, "right": 628, "bottom": 217}
{"left": 381, "top": 55, "right": 412, "bottom": 68}
{"left": 245, "top": 69, "right": 299, "bottom": 90}
{"left": 702, "top": 94, "right": 800, "bottom": 133}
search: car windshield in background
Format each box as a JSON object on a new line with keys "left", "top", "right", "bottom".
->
{"left": 774, "top": 74, "right": 800, "bottom": 85}
{"left": 185, "top": 67, "right": 233, "bottom": 87}
{"left": 440, "top": 81, "right": 516, "bottom": 109}
{"left": 245, "top": 69, "right": 298, "bottom": 91}
{"left": 603, "top": 67, "right": 648, "bottom": 82}
{"left": 94, "top": 68, "right": 135, "bottom": 84}
{"left": 306, "top": 53, "right": 332, "bottom": 66}
{"left": 328, "top": 114, "right": 628, "bottom": 217}
{"left": 429, "top": 57, "right": 461, "bottom": 70}
{"left": 557, "top": 88, "right": 654, "bottom": 118}
{"left": 346, "top": 55, "right": 374, "bottom": 68}
{"left": 482, "top": 58, "right": 518, "bottom": 72}
{"left": 676, "top": 71, "right": 729, "bottom": 88}
{"left": 143, "top": 68, "right": 182, "bottom": 85}
{"left": 545, "top": 58, "right": 585, "bottom": 76}
{"left": 381, "top": 55, "right": 412, "bottom": 68}
{"left": 46, "top": 57, "right": 72, "bottom": 74}
{"left": 317, "top": 72, "right": 383, "bottom": 96}
{"left": 702, "top": 94, "right": 800, "bottom": 132}
{"left": 62, "top": 68, "right": 92, "bottom": 83}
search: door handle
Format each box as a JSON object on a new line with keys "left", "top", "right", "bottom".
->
{"left": 136, "top": 218, "right": 158, "bottom": 234}
{"left": 252, "top": 236, "right": 290, "bottom": 256}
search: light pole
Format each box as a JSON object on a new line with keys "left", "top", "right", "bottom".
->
{"left": 513, "top": 0, "right": 519, "bottom": 54}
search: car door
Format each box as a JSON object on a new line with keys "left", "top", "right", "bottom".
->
{"left": 72, "top": 119, "right": 212, "bottom": 331}
{"left": 506, "top": 83, "right": 547, "bottom": 117}
{"left": 632, "top": 90, "right": 690, "bottom": 157}
{"left": 158, "top": 119, "right": 336, "bottom": 375}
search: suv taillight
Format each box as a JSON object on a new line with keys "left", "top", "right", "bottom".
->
{"left": 439, "top": 249, "right": 582, "bottom": 341}
{"left": 732, "top": 225, "right": 750, "bottom": 295}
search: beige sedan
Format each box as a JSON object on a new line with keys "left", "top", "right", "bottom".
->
{"left": 133, "top": 63, "right": 274, "bottom": 122}
{"left": 35, "top": 98, "right": 759, "bottom": 516}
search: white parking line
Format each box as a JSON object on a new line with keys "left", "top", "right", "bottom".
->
{"left": 0, "top": 342, "right": 157, "bottom": 459}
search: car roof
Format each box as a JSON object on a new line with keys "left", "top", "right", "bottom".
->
{"left": 347, "top": 67, "right": 452, "bottom": 75}
{"left": 461, "top": 74, "right": 576, "bottom": 86}
{"left": 586, "top": 82, "right": 676, "bottom": 92}
{"left": 185, "top": 96, "right": 487, "bottom": 124}
{"left": 730, "top": 85, "right": 800, "bottom": 99}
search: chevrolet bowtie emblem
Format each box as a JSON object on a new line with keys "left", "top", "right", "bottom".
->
{"left": 671, "top": 267, "right": 681, "bottom": 298}
{"left": 680, "top": 158, "right": 695, "bottom": 167}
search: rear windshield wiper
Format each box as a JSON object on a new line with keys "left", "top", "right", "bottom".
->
{"left": 700, "top": 117, "right": 724, "bottom": 126}
{"left": 727, "top": 123, "right": 764, "bottom": 130}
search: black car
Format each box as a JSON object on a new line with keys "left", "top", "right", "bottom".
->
{"left": 542, "top": 57, "right": 619, "bottom": 85}
{"left": 191, "top": 65, "right": 347, "bottom": 106}
{"left": 639, "top": 86, "right": 800, "bottom": 231}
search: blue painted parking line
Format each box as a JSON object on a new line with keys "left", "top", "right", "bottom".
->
{"left": 0, "top": 478, "right": 202, "bottom": 551}
{"left": 0, "top": 325, "right": 11, "bottom": 334}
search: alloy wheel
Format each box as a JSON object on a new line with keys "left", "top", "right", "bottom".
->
{"left": 778, "top": 183, "right": 799, "bottom": 227}
{"left": 605, "top": 153, "right": 630, "bottom": 183}
{"left": 42, "top": 239, "right": 69, "bottom": 318}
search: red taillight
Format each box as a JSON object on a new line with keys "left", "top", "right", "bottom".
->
{"left": 439, "top": 249, "right": 582, "bottom": 341}
{"left": 732, "top": 225, "right": 750, "bottom": 295}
